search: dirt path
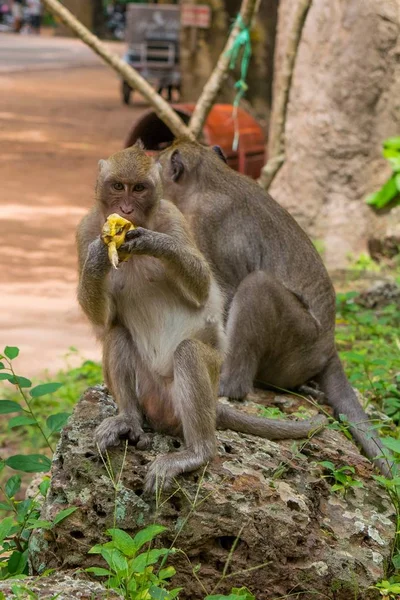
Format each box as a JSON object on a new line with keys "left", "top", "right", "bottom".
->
{"left": 0, "top": 64, "right": 145, "bottom": 376}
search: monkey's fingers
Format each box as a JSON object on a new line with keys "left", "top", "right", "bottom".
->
{"left": 107, "top": 241, "right": 119, "bottom": 269}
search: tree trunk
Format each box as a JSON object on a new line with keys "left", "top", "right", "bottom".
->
{"left": 268, "top": 0, "right": 400, "bottom": 268}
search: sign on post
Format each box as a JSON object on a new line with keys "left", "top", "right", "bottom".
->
{"left": 181, "top": 4, "right": 211, "bottom": 29}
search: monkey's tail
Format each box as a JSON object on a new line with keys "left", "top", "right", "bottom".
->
{"left": 216, "top": 402, "right": 327, "bottom": 440}
{"left": 316, "top": 353, "right": 394, "bottom": 478}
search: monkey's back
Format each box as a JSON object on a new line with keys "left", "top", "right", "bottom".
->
{"left": 185, "top": 168, "right": 336, "bottom": 332}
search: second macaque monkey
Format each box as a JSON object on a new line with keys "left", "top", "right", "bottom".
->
{"left": 158, "top": 139, "right": 391, "bottom": 477}
{"left": 76, "top": 143, "right": 325, "bottom": 492}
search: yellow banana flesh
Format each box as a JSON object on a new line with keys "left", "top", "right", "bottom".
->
{"left": 101, "top": 213, "right": 135, "bottom": 269}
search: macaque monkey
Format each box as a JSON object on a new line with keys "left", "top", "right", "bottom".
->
{"left": 76, "top": 143, "right": 325, "bottom": 492}
{"left": 158, "top": 139, "right": 391, "bottom": 476}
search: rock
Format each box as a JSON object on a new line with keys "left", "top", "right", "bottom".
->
{"left": 355, "top": 280, "right": 400, "bottom": 309}
{"left": 29, "top": 386, "right": 394, "bottom": 600}
{"left": 0, "top": 573, "right": 122, "bottom": 599}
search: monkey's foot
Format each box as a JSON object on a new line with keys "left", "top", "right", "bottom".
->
{"left": 95, "top": 416, "right": 152, "bottom": 453}
{"left": 144, "top": 454, "right": 178, "bottom": 494}
{"left": 218, "top": 380, "right": 250, "bottom": 400}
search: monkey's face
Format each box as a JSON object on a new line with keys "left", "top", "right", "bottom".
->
{"left": 97, "top": 145, "right": 162, "bottom": 228}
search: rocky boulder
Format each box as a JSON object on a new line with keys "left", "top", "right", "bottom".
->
{"left": 0, "top": 573, "right": 122, "bottom": 599}
{"left": 29, "top": 386, "right": 394, "bottom": 600}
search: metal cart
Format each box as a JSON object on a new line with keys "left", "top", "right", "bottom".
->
{"left": 121, "top": 3, "right": 181, "bottom": 105}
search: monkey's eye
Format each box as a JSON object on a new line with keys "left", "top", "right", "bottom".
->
{"left": 133, "top": 183, "right": 145, "bottom": 192}
{"left": 113, "top": 182, "right": 124, "bottom": 191}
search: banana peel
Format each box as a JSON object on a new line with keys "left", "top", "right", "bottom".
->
{"left": 101, "top": 213, "right": 135, "bottom": 269}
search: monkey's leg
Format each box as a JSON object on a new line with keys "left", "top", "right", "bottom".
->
{"left": 219, "top": 271, "right": 323, "bottom": 399}
{"left": 144, "top": 339, "right": 220, "bottom": 494}
{"left": 96, "top": 326, "right": 151, "bottom": 452}
{"left": 316, "top": 353, "right": 394, "bottom": 477}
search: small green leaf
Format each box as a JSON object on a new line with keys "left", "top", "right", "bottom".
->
{"left": 26, "top": 520, "right": 53, "bottom": 530}
{"left": 366, "top": 176, "right": 398, "bottom": 209}
{"left": 85, "top": 567, "right": 113, "bottom": 576}
{"left": 30, "top": 383, "right": 63, "bottom": 398}
{"left": 130, "top": 548, "right": 170, "bottom": 573}
{"left": 158, "top": 566, "right": 176, "bottom": 580}
{"left": 0, "top": 516, "right": 14, "bottom": 543}
{"left": 8, "top": 416, "right": 37, "bottom": 429}
{"left": 0, "top": 373, "right": 12, "bottom": 381}
{"left": 106, "top": 528, "right": 136, "bottom": 557}
{"left": 0, "top": 400, "right": 23, "bottom": 414}
{"left": 0, "top": 502, "right": 12, "bottom": 511}
{"left": 39, "top": 478, "right": 51, "bottom": 497}
{"left": 132, "top": 524, "right": 167, "bottom": 552}
{"left": 8, "top": 549, "right": 28, "bottom": 575}
{"left": 6, "top": 454, "right": 51, "bottom": 473}
{"left": 149, "top": 587, "right": 170, "bottom": 600}
{"left": 5, "top": 475, "right": 21, "bottom": 498}
{"left": 53, "top": 507, "right": 78, "bottom": 525}
{"left": 88, "top": 544, "right": 103, "bottom": 554}
{"left": 392, "top": 553, "right": 400, "bottom": 570}
{"left": 101, "top": 548, "right": 128, "bottom": 574}
{"left": 4, "top": 347, "right": 19, "bottom": 360}
{"left": 319, "top": 461, "right": 335, "bottom": 471}
{"left": 46, "top": 412, "right": 70, "bottom": 435}
{"left": 381, "top": 437, "right": 400, "bottom": 454}
{"left": 8, "top": 376, "right": 32, "bottom": 388}
{"left": 0, "top": 362, "right": 5, "bottom": 370}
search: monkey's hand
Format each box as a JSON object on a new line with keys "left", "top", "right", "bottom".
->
{"left": 119, "top": 228, "right": 170, "bottom": 258}
{"left": 95, "top": 415, "right": 152, "bottom": 453}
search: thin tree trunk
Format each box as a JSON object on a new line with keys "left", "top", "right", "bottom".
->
{"left": 188, "top": 0, "right": 260, "bottom": 138}
{"left": 258, "top": 0, "right": 312, "bottom": 189}
{"left": 41, "top": 0, "right": 194, "bottom": 140}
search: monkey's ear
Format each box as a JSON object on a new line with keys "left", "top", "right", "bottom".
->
{"left": 98, "top": 159, "right": 107, "bottom": 171}
{"left": 212, "top": 145, "right": 227, "bottom": 163}
{"left": 170, "top": 149, "right": 184, "bottom": 182}
{"left": 134, "top": 139, "right": 145, "bottom": 150}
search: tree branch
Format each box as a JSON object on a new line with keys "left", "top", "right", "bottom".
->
{"left": 258, "top": 0, "right": 312, "bottom": 189}
{"left": 41, "top": 0, "right": 194, "bottom": 140}
{"left": 188, "top": 0, "right": 260, "bottom": 139}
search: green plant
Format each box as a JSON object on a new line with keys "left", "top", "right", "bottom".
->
{"left": 86, "top": 526, "right": 181, "bottom": 600}
{"left": 319, "top": 461, "right": 364, "bottom": 495}
{"left": 366, "top": 136, "right": 400, "bottom": 209}
{"left": 205, "top": 589, "right": 255, "bottom": 600}
{"left": 335, "top": 293, "right": 400, "bottom": 420}
{"left": 373, "top": 578, "right": 400, "bottom": 599}
{"left": 0, "top": 471, "right": 77, "bottom": 579}
{"left": 0, "top": 346, "right": 76, "bottom": 578}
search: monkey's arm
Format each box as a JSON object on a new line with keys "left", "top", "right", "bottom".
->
{"left": 121, "top": 228, "right": 211, "bottom": 308}
{"left": 77, "top": 236, "right": 114, "bottom": 330}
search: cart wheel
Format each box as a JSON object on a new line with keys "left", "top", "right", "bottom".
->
{"left": 122, "top": 81, "right": 132, "bottom": 105}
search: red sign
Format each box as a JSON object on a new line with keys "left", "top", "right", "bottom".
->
{"left": 181, "top": 5, "right": 211, "bottom": 29}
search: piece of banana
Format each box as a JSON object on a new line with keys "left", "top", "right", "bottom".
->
{"left": 101, "top": 213, "right": 135, "bottom": 269}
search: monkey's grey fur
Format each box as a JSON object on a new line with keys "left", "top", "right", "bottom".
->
{"left": 158, "top": 139, "right": 391, "bottom": 476}
{"left": 76, "top": 143, "right": 325, "bottom": 492}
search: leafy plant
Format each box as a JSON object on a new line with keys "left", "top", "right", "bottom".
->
{"left": 205, "top": 589, "right": 255, "bottom": 600}
{"left": 366, "top": 137, "right": 400, "bottom": 209}
{"left": 86, "top": 526, "right": 181, "bottom": 600}
{"left": 319, "top": 461, "right": 364, "bottom": 495}
{"left": 0, "top": 472, "right": 77, "bottom": 579}
{"left": 373, "top": 578, "right": 400, "bottom": 599}
{"left": 336, "top": 294, "right": 400, "bottom": 420}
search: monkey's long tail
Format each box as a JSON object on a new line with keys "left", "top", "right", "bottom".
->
{"left": 216, "top": 402, "right": 327, "bottom": 440}
{"left": 316, "top": 353, "right": 394, "bottom": 478}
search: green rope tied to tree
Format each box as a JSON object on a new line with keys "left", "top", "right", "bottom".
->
{"left": 226, "top": 14, "right": 252, "bottom": 150}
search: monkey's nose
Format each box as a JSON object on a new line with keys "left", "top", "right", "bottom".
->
{"left": 120, "top": 206, "right": 132, "bottom": 216}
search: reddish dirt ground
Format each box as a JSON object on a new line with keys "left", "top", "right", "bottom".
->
{"left": 0, "top": 64, "right": 146, "bottom": 376}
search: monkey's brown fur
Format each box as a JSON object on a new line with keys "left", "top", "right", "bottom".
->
{"left": 158, "top": 139, "right": 391, "bottom": 476}
{"left": 77, "top": 143, "right": 325, "bottom": 492}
